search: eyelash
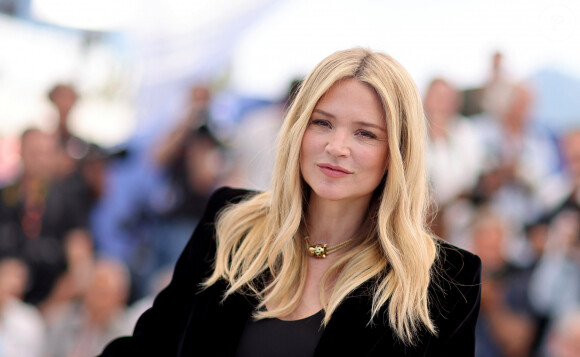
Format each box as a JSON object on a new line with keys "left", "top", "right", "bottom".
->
{"left": 311, "top": 119, "right": 331, "bottom": 128}
{"left": 310, "top": 119, "right": 378, "bottom": 139}
{"left": 356, "top": 130, "right": 377, "bottom": 139}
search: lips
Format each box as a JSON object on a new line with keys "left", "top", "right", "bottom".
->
{"left": 317, "top": 163, "right": 352, "bottom": 178}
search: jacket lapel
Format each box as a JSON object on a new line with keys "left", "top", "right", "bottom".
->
{"left": 314, "top": 281, "right": 420, "bottom": 357}
{"left": 177, "top": 282, "right": 255, "bottom": 356}
{"left": 314, "top": 293, "right": 394, "bottom": 357}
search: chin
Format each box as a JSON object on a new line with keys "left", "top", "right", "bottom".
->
{"left": 309, "top": 185, "right": 344, "bottom": 201}
{"left": 310, "top": 185, "right": 369, "bottom": 203}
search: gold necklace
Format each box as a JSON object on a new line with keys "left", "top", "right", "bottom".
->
{"left": 305, "top": 236, "right": 353, "bottom": 259}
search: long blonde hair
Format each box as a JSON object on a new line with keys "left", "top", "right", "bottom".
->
{"left": 204, "top": 48, "right": 438, "bottom": 345}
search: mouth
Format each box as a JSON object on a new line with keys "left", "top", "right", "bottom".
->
{"left": 317, "top": 163, "right": 353, "bottom": 178}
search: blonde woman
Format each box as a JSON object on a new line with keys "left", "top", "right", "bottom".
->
{"left": 100, "top": 48, "right": 481, "bottom": 356}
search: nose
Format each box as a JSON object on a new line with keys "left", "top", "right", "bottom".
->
{"left": 325, "top": 130, "right": 350, "bottom": 157}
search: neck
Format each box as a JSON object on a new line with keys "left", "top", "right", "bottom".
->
{"left": 305, "top": 194, "right": 371, "bottom": 245}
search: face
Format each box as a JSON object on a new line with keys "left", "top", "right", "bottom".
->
{"left": 503, "top": 86, "right": 531, "bottom": 126}
{"left": 21, "top": 131, "right": 58, "bottom": 181}
{"left": 0, "top": 259, "right": 28, "bottom": 301}
{"left": 300, "top": 78, "right": 389, "bottom": 205}
{"left": 473, "top": 220, "right": 505, "bottom": 273}
{"left": 424, "top": 80, "right": 459, "bottom": 125}
{"left": 84, "top": 263, "right": 127, "bottom": 314}
{"left": 51, "top": 86, "right": 77, "bottom": 115}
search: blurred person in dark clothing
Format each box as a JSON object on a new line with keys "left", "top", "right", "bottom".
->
{"left": 46, "top": 83, "right": 111, "bottom": 219}
{"left": 40, "top": 228, "right": 96, "bottom": 319}
{"left": 154, "top": 84, "right": 213, "bottom": 169}
{"left": 134, "top": 86, "right": 224, "bottom": 297}
{"left": 0, "top": 128, "right": 69, "bottom": 303}
{"left": 47, "top": 83, "right": 89, "bottom": 160}
{"left": 153, "top": 84, "right": 219, "bottom": 220}
{"left": 149, "top": 124, "right": 225, "bottom": 274}
{"left": 470, "top": 208, "right": 537, "bottom": 357}
{"left": 47, "top": 82, "right": 114, "bottom": 233}
{"left": 0, "top": 126, "right": 111, "bottom": 305}
{"left": 50, "top": 143, "right": 113, "bottom": 231}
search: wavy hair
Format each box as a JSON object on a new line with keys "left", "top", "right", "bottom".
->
{"left": 204, "top": 48, "right": 438, "bottom": 345}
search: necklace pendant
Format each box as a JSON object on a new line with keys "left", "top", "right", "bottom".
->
{"left": 308, "top": 244, "right": 328, "bottom": 258}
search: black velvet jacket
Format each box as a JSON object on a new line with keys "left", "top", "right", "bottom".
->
{"left": 100, "top": 187, "right": 481, "bottom": 356}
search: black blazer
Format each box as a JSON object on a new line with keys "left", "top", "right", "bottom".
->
{"left": 100, "top": 187, "right": 481, "bottom": 356}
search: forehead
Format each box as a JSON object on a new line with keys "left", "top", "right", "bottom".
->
{"left": 314, "top": 79, "right": 385, "bottom": 120}
{"left": 429, "top": 80, "right": 455, "bottom": 95}
{"left": 319, "top": 78, "right": 378, "bottom": 99}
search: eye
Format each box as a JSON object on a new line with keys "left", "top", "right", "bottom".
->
{"left": 310, "top": 119, "right": 332, "bottom": 129}
{"left": 356, "top": 129, "right": 378, "bottom": 139}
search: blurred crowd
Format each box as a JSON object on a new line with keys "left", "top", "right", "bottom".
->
{"left": 424, "top": 53, "right": 580, "bottom": 357}
{"left": 0, "top": 52, "right": 579, "bottom": 357}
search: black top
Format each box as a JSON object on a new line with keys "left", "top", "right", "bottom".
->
{"left": 100, "top": 187, "right": 482, "bottom": 357}
{"left": 235, "top": 310, "right": 324, "bottom": 357}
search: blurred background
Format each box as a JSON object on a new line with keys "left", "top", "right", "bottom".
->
{"left": 0, "top": 0, "right": 579, "bottom": 356}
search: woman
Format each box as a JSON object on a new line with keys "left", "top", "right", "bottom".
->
{"left": 100, "top": 48, "right": 481, "bottom": 356}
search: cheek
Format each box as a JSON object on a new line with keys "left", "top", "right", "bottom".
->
{"left": 363, "top": 145, "right": 389, "bottom": 176}
{"left": 300, "top": 130, "right": 317, "bottom": 160}
{"left": 299, "top": 134, "right": 311, "bottom": 176}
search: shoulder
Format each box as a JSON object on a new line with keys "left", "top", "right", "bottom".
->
{"left": 190, "top": 186, "right": 258, "bottom": 252}
{"left": 434, "top": 239, "right": 481, "bottom": 285}
{"left": 188, "top": 187, "right": 259, "bottom": 261}
{"left": 3, "top": 299, "right": 44, "bottom": 326}
{"left": 209, "top": 186, "right": 257, "bottom": 204}
{"left": 429, "top": 239, "right": 482, "bottom": 321}
{"left": 203, "top": 187, "right": 258, "bottom": 219}
{"left": 424, "top": 240, "right": 481, "bottom": 353}
{"left": 430, "top": 240, "right": 481, "bottom": 313}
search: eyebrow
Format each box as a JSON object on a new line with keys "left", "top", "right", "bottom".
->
{"left": 355, "top": 121, "right": 387, "bottom": 132}
{"left": 312, "top": 109, "right": 386, "bottom": 132}
{"left": 312, "top": 109, "right": 335, "bottom": 118}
